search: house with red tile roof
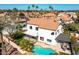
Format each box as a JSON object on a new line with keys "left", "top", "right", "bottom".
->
{"left": 57, "top": 12, "right": 77, "bottom": 24}
{"left": 23, "top": 17, "right": 63, "bottom": 45}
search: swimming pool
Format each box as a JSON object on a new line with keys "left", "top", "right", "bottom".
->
{"left": 32, "top": 45, "right": 56, "bottom": 55}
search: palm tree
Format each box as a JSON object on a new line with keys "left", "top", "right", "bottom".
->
{"left": 12, "top": 8, "right": 18, "bottom": 12}
{"left": 32, "top": 4, "right": 35, "bottom": 10}
{"left": 49, "top": 6, "right": 51, "bottom": 10}
{"left": 49, "top": 6, "right": 53, "bottom": 12}
{"left": 35, "top": 5, "right": 39, "bottom": 16}
{"left": 51, "top": 6, "right": 53, "bottom": 11}
{"left": 36, "top": 6, "right": 38, "bottom": 11}
{"left": 20, "top": 39, "right": 34, "bottom": 52}
{"left": 28, "top": 6, "right": 30, "bottom": 10}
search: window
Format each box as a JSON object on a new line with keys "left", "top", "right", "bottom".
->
{"left": 47, "top": 39, "right": 52, "bottom": 42}
{"left": 57, "top": 30, "right": 59, "bottom": 33}
{"left": 36, "top": 27, "right": 38, "bottom": 31}
{"left": 30, "top": 26, "right": 32, "bottom": 29}
{"left": 40, "top": 37, "right": 44, "bottom": 41}
{"left": 51, "top": 32, "right": 54, "bottom": 35}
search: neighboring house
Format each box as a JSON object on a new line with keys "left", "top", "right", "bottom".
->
{"left": 57, "top": 12, "right": 76, "bottom": 24}
{"left": 66, "top": 12, "right": 77, "bottom": 19}
{"left": 23, "top": 17, "right": 63, "bottom": 45}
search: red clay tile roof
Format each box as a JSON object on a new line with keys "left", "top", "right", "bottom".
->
{"left": 27, "top": 18, "right": 59, "bottom": 30}
{"left": 42, "top": 13, "right": 56, "bottom": 17}
{"left": 59, "top": 13, "right": 71, "bottom": 21}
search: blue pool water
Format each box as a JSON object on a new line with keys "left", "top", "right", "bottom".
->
{"left": 32, "top": 45, "right": 56, "bottom": 55}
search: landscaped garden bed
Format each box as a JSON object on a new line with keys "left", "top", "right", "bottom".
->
{"left": 10, "top": 31, "right": 35, "bottom": 52}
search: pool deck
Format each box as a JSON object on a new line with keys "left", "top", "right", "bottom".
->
{"left": 34, "top": 42, "right": 71, "bottom": 54}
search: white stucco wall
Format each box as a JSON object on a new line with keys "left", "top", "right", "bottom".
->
{"left": 38, "top": 25, "right": 63, "bottom": 45}
{"left": 24, "top": 24, "right": 63, "bottom": 45}
{"left": 23, "top": 24, "right": 38, "bottom": 36}
{"left": 38, "top": 28, "right": 57, "bottom": 45}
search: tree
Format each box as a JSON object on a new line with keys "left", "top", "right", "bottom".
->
{"left": 0, "top": 12, "right": 23, "bottom": 55}
{"left": 12, "top": 8, "right": 18, "bottom": 20}
{"left": 63, "top": 23, "right": 79, "bottom": 54}
{"left": 49, "top": 6, "right": 53, "bottom": 12}
{"left": 32, "top": 4, "right": 35, "bottom": 10}
{"left": 0, "top": 9, "right": 4, "bottom": 13}
{"left": 36, "top": 6, "right": 38, "bottom": 10}
{"left": 64, "top": 24, "right": 76, "bottom": 34}
{"left": 20, "top": 39, "right": 34, "bottom": 52}
{"left": 49, "top": 6, "right": 51, "bottom": 10}
{"left": 12, "top": 8, "right": 18, "bottom": 12}
{"left": 0, "top": 17, "right": 8, "bottom": 55}
{"left": 63, "top": 24, "right": 70, "bottom": 34}
{"left": 28, "top": 6, "right": 30, "bottom": 10}
{"left": 19, "top": 12, "right": 25, "bottom": 18}
{"left": 4, "top": 14, "right": 16, "bottom": 37}
{"left": 11, "top": 31, "right": 24, "bottom": 39}
{"left": 7, "top": 9, "right": 12, "bottom": 12}
{"left": 63, "top": 24, "right": 75, "bottom": 55}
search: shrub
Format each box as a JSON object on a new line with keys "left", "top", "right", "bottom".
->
{"left": 19, "top": 39, "right": 34, "bottom": 52}
{"left": 11, "top": 31, "right": 24, "bottom": 39}
{"left": 15, "top": 38, "right": 23, "bottom": 45}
